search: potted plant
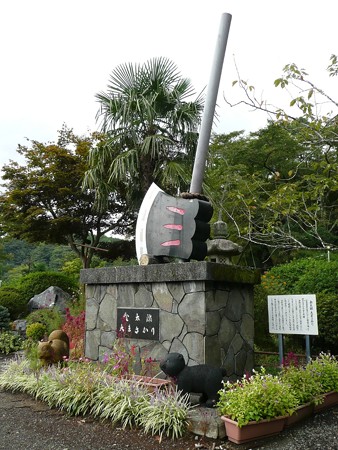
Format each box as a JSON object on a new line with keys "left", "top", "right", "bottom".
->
{"left": 217, "top": 368, "right": 298, "bottom": 444}
{"left": 307, "top": 353, "right": 338, "bottom": 412}
{"left": 280, "top": 364, "right": 322, "bottom": 427}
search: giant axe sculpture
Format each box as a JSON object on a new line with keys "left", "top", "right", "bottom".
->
{"left": 136, "top": 13, "right": 232, "bottom": 263}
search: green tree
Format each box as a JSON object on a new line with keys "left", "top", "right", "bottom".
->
{"left": 1, "top": 238, "right": 34, "bottom": 275}
{"left": 206, "top": 56, "right": 338, "bottom": 255}
{"left": 0, "top": 305, "right": 10, "bottom": 331}
{"left": 0, "top": 241, "right": 9, "bottom": 280}
{"left": 84, "top": 57, "right": 204, "bottom": 209}
{"left": 0, "top": 126, "right": 135, "bottom": 268}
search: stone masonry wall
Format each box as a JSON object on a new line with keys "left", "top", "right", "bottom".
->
{"left": 81, "top": 262, "right": 260, "bottom": 378}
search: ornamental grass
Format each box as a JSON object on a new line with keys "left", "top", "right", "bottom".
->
{"left": 138, "top": 389, "right": 192, "bottom": 440}
{"left": 0, "top": 356, "right": 192, "bottom": 439}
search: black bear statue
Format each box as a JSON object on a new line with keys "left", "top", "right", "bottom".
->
{"left": 160, "top": 352, "right": 227, "bottom": 408}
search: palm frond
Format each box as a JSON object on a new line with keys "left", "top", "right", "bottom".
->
{"left": 159, "top": 160, "right": 191, "bottom": 191}
{"left": 109, "top": 148, "right": 139, "bottom": 182}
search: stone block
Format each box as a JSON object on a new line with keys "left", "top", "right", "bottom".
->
{"left": 204, "top": 335, "right": 221, "bottom": 367}
{"left": 183, "top": 281, "right": 204, "bottom": 294}
{"left": 218, "top": 316, "right": 236, "bottom": 350}
{"left": 85, "top": 330, "right": 101, "bottom": 360}
{"left": 101, "top": 331, "right": 116, "bottom": 348}
{"left": 240, "top": 313, "right": 254, "bottom": 346}
{"left": 117, "top": 285, "right": 137, "bottom": 306}
{"left": 160, "top": 311, "right": 184, "bottom": 341}
{"left": 167, "top": 283, "right": 185, "bottom": 304}
{"left": 231, "top": 333, "right": 244, "bottom": 354}
{"left": 206, "top": 310, "right": 221, "bottom": 336}
{"left": 225, "top": 288, "right": 244, "bottom": 321}
{"left": 85, "top": 298, "right": 99, "bottom": 331}
{"left": 235, "top": 348, "right": 248, "bottom": 376}
{"left": 187, "top": 407, "right": 226, "bottom": 439}
{"left": 80, "top": 262, "right": 261, "bottom": 285}
{"left": 152, "top": 283, "right": 173, "bottom": 312}
{"left": 98, "top": 293, "right": 116, "bottom": 331}
{"left": 135, "top": 285, "right": 154, "bottom": 307}
{"left": 178, "top": 292, "right": 205, "bottom": 333}
{"left": 182, "top": 332, "right": 204, "bottom": 363}
{"left": 83, "top": 262, "right": 256, "bottom": 376}
{"left": 169, "top": 338, "right": 189, "bottom": 362}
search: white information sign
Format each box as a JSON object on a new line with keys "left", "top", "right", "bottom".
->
{"left": 268, "top": 294, "right": 318, "bottom": 335}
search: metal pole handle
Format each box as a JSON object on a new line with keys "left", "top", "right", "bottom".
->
{"left": 190, "top": 13, "right": 232, "bottom": 194}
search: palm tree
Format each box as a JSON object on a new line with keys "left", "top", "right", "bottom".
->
{"left": 84, "top": 57, "right": 204, "bottom": 210}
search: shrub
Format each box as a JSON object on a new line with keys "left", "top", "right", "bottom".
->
{"left": 26, "top": 322, "right": 47, "bottom": 341}
{"left": 67, "top": 290, "right": 86, "bottom": 317}
{"left": 0, "top": 331, "right": 23, "bottom": 354}
{"left": 294, "top": 260, "right": 338, "bottom": 294}
{"left": 25, "top": 308, "right": 64, "bottom": 335}
{"left": 16, "top": 271, "right": 78, "bottom": 302}
{"left": 256, "top": 256, "right": 338, "bottom": 352}
{"left": 312, "top": 292, "right": 338, "bottom": 354}
{"left": 0, "top": 271, "right": 79, "bottom": 320}
{"left": 22, "top": 339, "right": 42, "bottom": 371}
{"left": 62, "top": 309, "right": 85, "bottom": 359}
{"left": 253, "top": 285, "right": 275, "bottom": 350}
{"left": 262, "top": 257, "right": 338, "bottom": 295}
{"left": 0, "top": 287, "right": 27, "bottom": 319}
{"left": 0, "top": 305, "right": 11, "bottom": 331}
{"left": 112, "top": 257, "right": 138, "bottom": 267}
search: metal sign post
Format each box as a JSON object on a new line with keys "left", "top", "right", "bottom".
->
{"left": 278, "top": 334, "right": 284, "bottom": 366}
{"left": 305, "top": 335, "right": 311, "bottom": 363}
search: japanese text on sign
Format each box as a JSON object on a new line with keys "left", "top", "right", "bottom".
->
{"left": 268, "top": 295, "right": 318, "bottom": 335}
{"left": 117, "top": 308, "right": 159, "bottom": 341}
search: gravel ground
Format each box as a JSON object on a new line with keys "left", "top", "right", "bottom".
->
{"left": 1, "top": 353, "right": 338, "bottom": 450}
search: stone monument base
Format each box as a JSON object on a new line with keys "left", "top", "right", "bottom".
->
{"left": 80, "top": 262, "right": 260, "bottom": 378}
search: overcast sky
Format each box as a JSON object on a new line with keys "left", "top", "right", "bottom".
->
{"left": 1, "top": 0, "right": 337, "bottom": 170}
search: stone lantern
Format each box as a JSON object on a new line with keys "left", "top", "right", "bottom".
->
{"left": 207, "top": 218, "right": 243, "bottom": 265}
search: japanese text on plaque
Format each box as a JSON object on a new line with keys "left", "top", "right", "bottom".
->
{"left": 117, "top": 308, "right": 160, "bottom": 340}
{"left": 268, "top": 295, "right": 318, "bottom": 335}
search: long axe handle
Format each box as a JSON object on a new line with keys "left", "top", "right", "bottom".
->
{"left": 190, "top": 13, "right": 232, "bottom": 195}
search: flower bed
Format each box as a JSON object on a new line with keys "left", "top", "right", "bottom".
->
{"left": 0, "top": 357, "right": 192, "bottom": 440}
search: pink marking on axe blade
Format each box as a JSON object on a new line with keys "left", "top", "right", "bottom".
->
{"left": 164, "top": 224, "right": 183, "bottom": 230}
{"left": 167, "top": 206, "right": 185, "bottom": 215}
{"left": 161, "top": 240, "right": 181, "bottom": 247}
